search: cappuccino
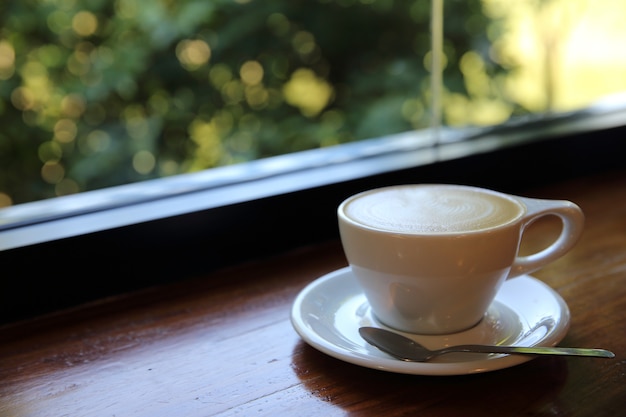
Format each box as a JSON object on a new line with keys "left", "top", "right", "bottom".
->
{"left": 338, "top": 184, "right": 584, "bottom": 333}
{"left": 342, "top": 184, "right": 523, "bottom": 234}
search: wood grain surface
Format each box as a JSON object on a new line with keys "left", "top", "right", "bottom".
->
{"left": 1, "top": 169, "right": 625, "bottom": 417}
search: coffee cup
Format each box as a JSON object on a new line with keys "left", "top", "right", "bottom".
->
{"left": 337, "top": 184, "right": 584, "bottom": 334}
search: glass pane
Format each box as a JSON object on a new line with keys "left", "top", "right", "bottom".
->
{"left": 1, "top": 0, "right": 624, "bottom": 207}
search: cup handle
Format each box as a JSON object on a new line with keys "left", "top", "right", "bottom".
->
{"left": 508, "top": 196, "right": 585, "bottom": 278}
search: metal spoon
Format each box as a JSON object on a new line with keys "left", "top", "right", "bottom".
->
{"left": 359, "top": 327, "right": 615, "bottom": 362}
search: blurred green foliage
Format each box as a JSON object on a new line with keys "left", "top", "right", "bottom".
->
{"left": 0, "top": 0, "right": 507, "bottom": 205}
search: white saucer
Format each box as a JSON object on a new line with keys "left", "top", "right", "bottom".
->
{"left": 290, "top": 267, "right": 570, "bottom": 375}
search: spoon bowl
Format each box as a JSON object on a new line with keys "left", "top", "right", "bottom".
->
{"left": 359, "top": 327, "right": 615, "bottom": 362}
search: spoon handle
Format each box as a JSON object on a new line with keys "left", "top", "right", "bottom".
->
{"left": 446, "top": 345, "right": 615, "bottom": 358}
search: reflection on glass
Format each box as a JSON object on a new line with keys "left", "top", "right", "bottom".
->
{"left": 431, "top": 0, "right": 444, "bottom": 148}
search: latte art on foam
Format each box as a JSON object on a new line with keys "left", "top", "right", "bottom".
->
{"left": 343, "top": 185, "right": 523, "bottom": 233}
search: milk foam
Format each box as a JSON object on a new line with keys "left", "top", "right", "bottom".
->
{"left": 343, "top": 185, "right": 523, "bottom": 233}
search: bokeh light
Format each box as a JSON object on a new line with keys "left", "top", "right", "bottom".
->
{"left": 0, "top": 41, "right": 15, "bottom": 80}
{"left": 292, "top": 31, "right": 316, "bottom": 55}
{"left": 176, "top": 39, "right": 211, "bottom": 70}
{"left": 209, "top": 64, "right": 233, "bottom": 89}
{"left": 133, "top": 150, "right": 156, "bottom": 174}
{"left": 188, "top": 118, "right": 224, "bottom": 170}
{"left": 10, "top": 87, "right": 36, "bottom": 111}
{"left": 72, "top": 11, "right": 98, "bottom": 37}
{"left": 79, "top": 130, "right": 111, "bottom": 155}
{"left": 267, "top": 13, "right": 290, "bottom": 36}
{"left": 221, "top": 80, "right": 245, "bottom": 105}
{"left": 55, "top": 178, "right": 80, "bottom": 196}
{"left": 41, "top": 161, "right": 65, "bottom": 184}
{"left": 0, "top": 193, "right": 12, "bottom": 208}
{"left": 54, "top": 119, "right": 78, "bottom": 143}
{"left": 245, "top": 85, "right": 270, "bottom": 110}
{"left": 283, "top": 68, "right": 334, "bottom": 117}
{"left": 61, "top": 94, "right": 86, "bottom": 118}
{"left": 47, "top": 10, "right": 72, "bottom": 34}
{"left": 240, "top": 61, "right": 264, "bottom": 86}
{"left": 38, "top": 141, "right": 63, "bottom": 163}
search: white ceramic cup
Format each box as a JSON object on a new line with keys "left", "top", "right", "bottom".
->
{"left": 338, "top": 184, "right": 584, "bottom": 334}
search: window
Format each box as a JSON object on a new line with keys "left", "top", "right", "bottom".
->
{"left": 1, "top": 0, "right": 626, "bottom": 323}
{"left": 1, "top": 0, "right": 625, "bottom": 208}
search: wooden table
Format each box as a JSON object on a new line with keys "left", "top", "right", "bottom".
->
{"left": 1, "top": 169, "right": 625, "bottom": 417}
